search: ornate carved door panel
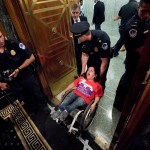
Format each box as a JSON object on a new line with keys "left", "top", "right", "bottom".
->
{"left": 17, "top": 0, "right": 76, "bottom": 96}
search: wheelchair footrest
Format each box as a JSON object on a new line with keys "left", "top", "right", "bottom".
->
{"left": 68, "top": 110, "right": 83, "bottom": 133}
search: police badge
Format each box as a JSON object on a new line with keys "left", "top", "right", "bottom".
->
{"left": 10, "top": 50, "right": 16, "bottom": 56}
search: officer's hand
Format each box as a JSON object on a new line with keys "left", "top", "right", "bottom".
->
{"left": 9, "top": 68, "right": 20, "bottom": 78}
{"left": 80, "top": 71, "right": 85, "bottom": 76}
{"left": 0, "top": 82, "right": 9, "bottom": 90}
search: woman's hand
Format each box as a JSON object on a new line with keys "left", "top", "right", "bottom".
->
{"left": 90, "top": 103, "right": 96, "bottom": 112}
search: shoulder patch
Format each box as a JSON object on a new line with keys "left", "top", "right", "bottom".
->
{"left": 101, "top": 43, "right": 108, "bottom": 50}
{"left": 129, "top": 29, "right": 137, "bottom": 38}
{"left": 19, "top": 43, "right": 26, "bottom": 50}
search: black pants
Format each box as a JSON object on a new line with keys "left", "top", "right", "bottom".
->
{"left": 10, "top": 75, "right": 47, "bottom": 113}
{"left": 114, "top": 28, "right": 125, "bottom": 55}
{"left": 95, "top": 23, "right": 101, "bottom": 30}
{"left": 75, "top": 44, "right": 82, "bottom": 76}
{"left": 114, "top": 70, "right": 134, "bottom": 111}
{"left": 0, "top": 117, "right": 6, "bottom": 133}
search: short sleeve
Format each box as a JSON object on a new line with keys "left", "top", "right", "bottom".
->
{"left": 100, "top": 40, "right": 110, "bottom": 58}
{"left": 118, "top": 6, "right": 123, "bottom": 17}
{"left": 13, "top": 41, "right": 32, "bottom": 59}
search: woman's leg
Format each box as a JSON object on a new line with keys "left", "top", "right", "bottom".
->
{"left": 59, "top": 91, "right": 77, "bottom": 111}
{"left": 58, "top": 96, "right": 86, "bottom": 121}
{"left": 64, "top": 96, "right": 86, "bottom": 113}
{"left": 51, "top": 91, "right": 76, "bottom": 120}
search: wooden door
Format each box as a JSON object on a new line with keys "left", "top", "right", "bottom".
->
{"left": 0, "top": 22, "right": 7, "bottom": 37}
{"left": 16, "top": 0, "right": 76, "bottom": 96}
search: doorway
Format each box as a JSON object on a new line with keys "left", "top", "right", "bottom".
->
{"left": 3, "top": 0, "right": 77, "bottom": 97}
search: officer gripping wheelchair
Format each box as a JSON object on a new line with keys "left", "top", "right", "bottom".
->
{"left": 50, "top": 89, "right": 98, "bottom": 135}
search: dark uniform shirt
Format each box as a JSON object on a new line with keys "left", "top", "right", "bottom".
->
{"left": 118, "top": 0, "right": 138, "bottom": 29}
{"left": 124, "top": 15, "right": 150, "bottom": 72}
{"left": 113, "top": 14, "right": 150, "bottom": 111}
{"left": 81, "top": 30, "right": 110, "bottom": 69}
{"left": 0, "top": 40, "right": 32, "bottom": 81}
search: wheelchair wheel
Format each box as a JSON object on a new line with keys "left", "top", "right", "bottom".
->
{"left": 79, "top": 100, "right": 97, "bottom": 131}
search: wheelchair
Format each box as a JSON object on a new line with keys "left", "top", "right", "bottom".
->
{"left": 51, "top": 89, "right": 98, "bottom": 135}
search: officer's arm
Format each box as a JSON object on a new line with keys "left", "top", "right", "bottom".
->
{"left": 18, "top": 54, "right": 35, "bottom": 70}
{"left": 9, "top": 54, "right": 35, "bottom": 78}
{"left": 100, "top": 58, "right": 108, "bottom": 78}
{"left": 81, "top": 52, "right": 88, "bottom": 75}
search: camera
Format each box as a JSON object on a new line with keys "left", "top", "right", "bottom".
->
{"left": 0, "top": 69, "right": 15, "bottom": 83}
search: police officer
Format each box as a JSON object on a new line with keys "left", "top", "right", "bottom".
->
{"left": 112, "top": 0, "right": 138, "bottom": 57}
{"left": 70, "top": 21, "right": 111, "bottom": 91}
{"left": 114, "top": 0, "right": 150, "bottom": 111}
{"left": 0, "top": 31, "right": 50, "bottom": 114}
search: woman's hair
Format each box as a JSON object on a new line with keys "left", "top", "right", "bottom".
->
{"left": 70, "top": 3, "right": 80, "bottom": 11}
{"left": 81, "top": 66, "right": 101, "bottom": 82}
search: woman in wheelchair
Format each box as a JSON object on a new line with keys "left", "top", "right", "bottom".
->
{"left": 51, "top": 66, "right": 103, "bottom": 122}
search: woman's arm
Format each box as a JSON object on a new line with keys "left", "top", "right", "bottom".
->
{"left": 63, "top": 82, "right": 76, "bottom": 94}
{"left": 90, "top": 96, "right": 100, "bottom": 112}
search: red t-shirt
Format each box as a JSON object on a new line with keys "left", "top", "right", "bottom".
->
{"left": 73, "top": 76, "right": 103, "bottom": 104}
